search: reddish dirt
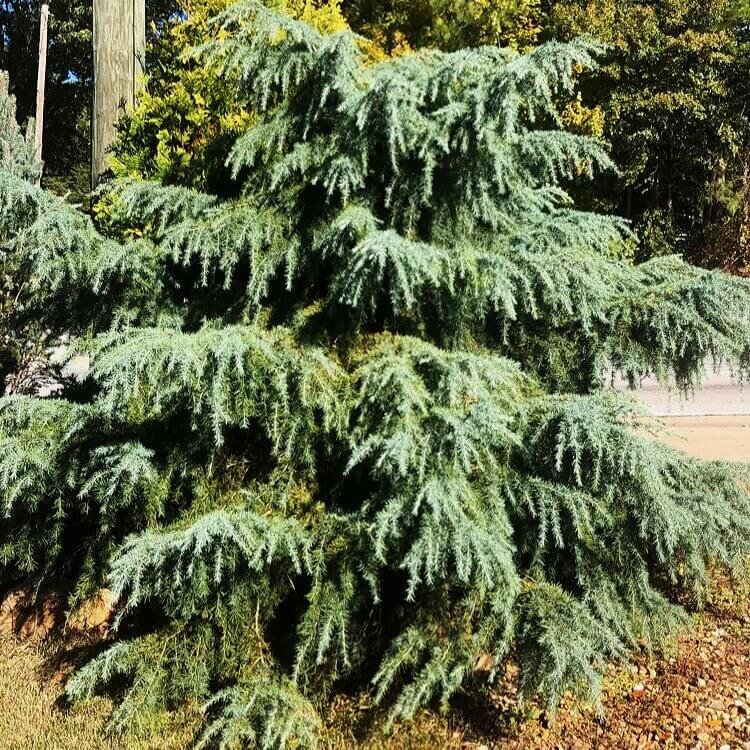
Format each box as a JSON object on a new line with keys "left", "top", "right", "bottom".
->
{"left": 0, "top": 587, "right": 63, "bottom": 639}
{"left": 0, "top": 585, "right": 114, "bottom": 640}
{"left": 498, "top": 586, "right": 750, "bottom": 750}
{"left": 328, "top": 580, "right": 750, "bottom": 750}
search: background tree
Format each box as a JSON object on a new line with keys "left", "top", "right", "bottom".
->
{"left": 112, "top": 0, "right": 750, "bottom": 270}
{"left": 0, "top": 0, "right": 178, "bottom": 198}
{"left": 0, "top": 0, "right": 92, "bottom": 196}
{"left": 545, "top": 0, "right": 750, "bottom": 264}
{"left": 109, "top": 0, "right": 351, "bottom": 195}
{"left": 2, "top": 0, "right": 748, "bottom": 270}
{"left": 0, "top": 0, "right": 353, "bottom": 198}
{"left": 2, "top": 3, "right": 750, "bottom": 747}
{"left": 341, "top": 0, "right": 543, "bottom": 52}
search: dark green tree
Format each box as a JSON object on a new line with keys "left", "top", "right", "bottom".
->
{"left": 0, "top": 0, "right": 91, "bottom": 196}
{"left": 545, "top": 0, "right": 750, "bottom": 264}
{"left": 0, "top": 4, "right": 749, "bottom": 747}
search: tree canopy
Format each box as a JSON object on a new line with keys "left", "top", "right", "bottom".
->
{"left": 1, "top": 0, "right": 747, "bottom": 269}
{"left": 545, "top": 0, "right": 750, "bottom": 265}
{"left": 110, "top": 0, "right": 351, "bottom": 193}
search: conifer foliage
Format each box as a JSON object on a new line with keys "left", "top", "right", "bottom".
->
{"left": 0, "top": 72, "right": 45, "bottom": 391}
{"left": 2, "top": 3, "right": 750, "bottom": 746}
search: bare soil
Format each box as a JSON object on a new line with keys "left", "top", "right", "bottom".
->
{"left": 655, "top": 416, "right": 750, "bottom": 462}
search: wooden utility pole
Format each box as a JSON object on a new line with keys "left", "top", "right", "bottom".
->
{"left": 91, "top": 0, "right": 145, "bottom": 188}
{"left": 34, "top": 2, "right": 49, "bottom": 184}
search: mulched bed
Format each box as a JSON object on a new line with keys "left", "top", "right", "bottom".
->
{"left": 497, "top": 583, "right": 750, "bottom": 750}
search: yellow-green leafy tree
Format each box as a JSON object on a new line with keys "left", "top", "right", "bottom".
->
{"left": 110, "top": 0, "right": 351, "bottom": 193}
{"left": 342, "top": 0, "right": 543, "bottom": 53}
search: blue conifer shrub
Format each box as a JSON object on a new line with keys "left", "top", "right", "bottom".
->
{"left": 1, "top": 3, "right": 750, "bottom": 746}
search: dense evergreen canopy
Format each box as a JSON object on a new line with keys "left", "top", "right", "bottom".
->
{"left": 1, "top": 3, "right": 750, "bottom": 747}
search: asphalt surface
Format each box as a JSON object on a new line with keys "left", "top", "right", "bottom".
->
{"left": 630, "top": 365, "right": 750, "bottom": 417}
{"left": 651, "top": 416, "right": 750, "bottom": 461}
{"left": 620, "top": 364, "right": 750, "bottom": 461}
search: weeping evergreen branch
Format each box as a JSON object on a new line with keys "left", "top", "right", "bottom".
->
{"left": 0, "top": 5, "right": 748, "bottom": 748}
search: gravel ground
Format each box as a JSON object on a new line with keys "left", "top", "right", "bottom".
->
{"left": 496, "top": 580, "right": 750, "bottom": 750}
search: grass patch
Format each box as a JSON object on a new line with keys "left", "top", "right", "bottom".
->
{"left": 0, "top": 635, "right": 196, "bottom": 750}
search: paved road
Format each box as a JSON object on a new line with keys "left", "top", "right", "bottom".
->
{"left": 619, "top": 364, "right": 750, "bottom": 417}
{"left": 611, "top": 364, "right": 750, "bottom": 460}
{"left": 653, "top": 416, "right": 750, "bottom": 461}
{"left": 615, "top": 364, "right": 750, "bottom": 460}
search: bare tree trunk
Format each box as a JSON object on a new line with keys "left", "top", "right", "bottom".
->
{"left": 33, "top": 2, "right": 48, "bottom": 185}
{"left": 91, "top": 0, "right": 145, "bottom": 188}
